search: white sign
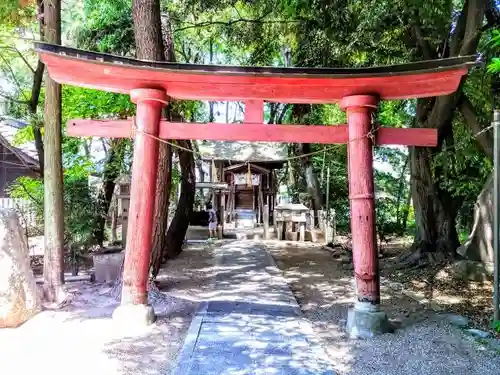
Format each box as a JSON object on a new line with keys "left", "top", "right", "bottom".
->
{"left": 234, "top": 173, "right": 260, "bottom": 186}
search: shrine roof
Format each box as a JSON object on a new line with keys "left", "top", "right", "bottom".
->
{"left": 0, "top": 117, "right": 39, "bottom": 169}
{"left": 35, "top": 43, "right": 478, "bottom": 103}
{"left": 197, "top": 141, "right": 287, "bottom": 163}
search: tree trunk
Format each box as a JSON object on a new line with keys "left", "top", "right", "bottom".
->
{"left": 457, "top": 174, "right": 494, "bottom": 263}
{"left": 132, "top": 0, "right": 174, "bottom": 279}
{"left": 208, "top": 38, "right": 215, "bottom": 122}
{"left": 399, "top": 0, "right": 488, "bottom": 267}
{"left": 291, "top": 104, "right": 322, "bottom": 211}
{"left": 398, "top": 146, "right": 461, "bottom": 267}
{"left": 93, "top": 139, "right": 123, "bottom": 246}
{"left": 150, "top": 143, "right": 172, "bottom": 278}
{"left": 401, "top": 181, "right": 412, "bottom": 231}
{"left": 132, "top": 0, "right": 165, "bottom": 61}
{"left": 395, "top": 157, "right": 408, "bottom": 231}
{"left": 42, "top": 0, "right": 65, "bottom": 304}
{"left": 110, "top": 196, "right": 118, "bottom": 244}
{"left": 29, "top": 60, "right": 45, "bottom": 176}
{"left": 31, "top": 0, "right": 45, "bottom": 176}
{"left": 164, "top": 140, "right": 195, "bottom": 260}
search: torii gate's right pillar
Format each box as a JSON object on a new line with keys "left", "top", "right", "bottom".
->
{"left": 340, "top": 95, "right": 391, "bottom": 338}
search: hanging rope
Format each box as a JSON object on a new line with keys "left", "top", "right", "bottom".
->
{"left": 131, "top": 116, "right": 378, "bottom": 163}
{"left": 130, "top": 117, "right": 499, "bottom": 165}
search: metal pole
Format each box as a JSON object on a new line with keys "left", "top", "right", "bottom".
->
{"left": 494, "top": 109, "right": 500, "bottom": 321}
{"left": 325, "top": 166, "right": 331, "bottom": 244}
{"left": 326, "top": 166, "right": 330, "bottom": 213}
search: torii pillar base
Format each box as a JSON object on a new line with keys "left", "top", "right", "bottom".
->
{"left": 112, "top": 303, "right": 156, "bottom": 326}
{"left": 341, "top": 95, "right": 392, "bottom": 339}
{"left": 112, "top": 88, "right": 167, "bottom": 326}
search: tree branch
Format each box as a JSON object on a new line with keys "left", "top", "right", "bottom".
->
{"left": 450, "top": 0, "right": 469, "bottom": 56}
{"left": 425, "top": 0, "right": 487, "bottom": 135}
{"left": 0, "top": 91, "right": 29, "bottom": 105}
{"left": 405, "top": 5, "right": 436, "bottom": 60}
{"left": 29, "top": 59, "right": 45, "bottom": 176}
{"left": 458, "top": 93, "right": 493, "bottom": 159}
{"left": 0, "top": 54, "right": 30, "bottom": 101}
{"left": 459, "top": 0, "right": 488, "bottom": 56}
{"left": 172, "top": 16, "right": 303, "bottom": 33}
{"left": 411, "top": 22, "right": 434, "bottom": 60}
{"left": 0, "top": 46, "right": 36, "bottom": 74}
{"left": 19, "top": 181, "right": 42, "bottom": 206}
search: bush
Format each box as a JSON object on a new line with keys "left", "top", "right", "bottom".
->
{"left": 8, "top": 166, "right": 101, "bottom": 273}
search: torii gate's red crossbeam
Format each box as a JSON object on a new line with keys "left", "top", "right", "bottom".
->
{"left": 67, "top": 119, "right": 438, "bottom": 147}
{"left": 34, "top": 42, "right": 476, "bottom": 332}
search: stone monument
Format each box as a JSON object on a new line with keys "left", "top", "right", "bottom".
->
{"left": 0, "top": 209, "right": 41, "bottom": 328}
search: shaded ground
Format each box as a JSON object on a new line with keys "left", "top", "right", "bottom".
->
{"left": 378, "top": 239, "right": 496, "bottom": 335}
{"left": 5, "top": 236, "right": 500, "bottom": 375}
{"left": 267, "top": 240, "right": 500, "bottom": 375}
{"left": 0, "top": 242, "right": 216, "bottom": 375}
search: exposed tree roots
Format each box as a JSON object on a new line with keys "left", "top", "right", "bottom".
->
{"left": 395, "top": 241, "right": 455, "bottom": 269}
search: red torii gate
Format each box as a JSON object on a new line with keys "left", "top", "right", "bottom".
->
{"left": 36, "top": 43, "right": 475, "bottom": 336}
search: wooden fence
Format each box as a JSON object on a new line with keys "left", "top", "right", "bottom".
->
{"left": 0, "top": 198, "right": 38, "bottom": 228}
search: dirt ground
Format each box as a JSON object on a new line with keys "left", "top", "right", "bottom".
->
{"left": 0, "top": 242, "right": 216, "bottom": 375}
{"left": 11, "top": 235, "right": 500, "bottom": 375}
{"left": 266, "top": 241, "right": 431, "bottom": 335}
{"left": 378, "top": 239, "right": 496, "bottom": 335}
{"left": 266, "top": 240, "right": 500, "bottom": 374}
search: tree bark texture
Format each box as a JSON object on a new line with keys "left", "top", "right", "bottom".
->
{"left": 401, "top": 146, "right": 461, "bottom": 266}
{"left": 164, "top": 141, "right": 196, "bottom": 260}
{"left": 150, "top": 143, "right": 172, "bottom": 278}
{"left": 32, "top": 0, "right": 45, "bottom": 176}
{"left": 29, "top": 60, "right": 45, "bottom": 176}
{"left": 132, "top": 0, "right": 174, "bottom": 278}
{"left": 132, "top": 0, "right": 165, "bottom": 62}
{"left": 42, "top": 0, "right": 65, "bottom": 303}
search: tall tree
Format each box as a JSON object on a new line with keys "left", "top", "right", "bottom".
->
{"left": 290, "top": 104, "right": 323, "bottom": 213}
{"left": 164, "top": 140, "right": 196, "bottom": 260}
{"left": 43, "top": 0, "right": 66, "bottom": 303}
{"left": 131, "top": 0, "right": 175, "bottom": 279}
{"left": 399, "top": 0, "right": 492, "bottom": 266}
{"left": 93, "top": 139, "right": 126, "bottom": 246}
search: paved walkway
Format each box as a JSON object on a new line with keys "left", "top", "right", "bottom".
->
{"left": 172, "top": 241, "right": 335, "bottom": 375}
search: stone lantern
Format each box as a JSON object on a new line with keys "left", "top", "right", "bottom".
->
{"left": 115, "top": 174, "right": 131, "bottom": 244}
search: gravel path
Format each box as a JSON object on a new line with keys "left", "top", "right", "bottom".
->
{"left": 266, "top": 241, "right": 500, "bottom": 375}
{"left": 0, "top": 243, "right": 216, "bottom": 375}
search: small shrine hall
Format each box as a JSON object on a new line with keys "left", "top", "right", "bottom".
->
{"left": 35, "top": 42, "right": 476, "bottom": 335}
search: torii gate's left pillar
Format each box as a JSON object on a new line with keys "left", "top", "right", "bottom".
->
{"left": 341, "top": 95, "right": 391, "bottom": 338}
{"left": 112, "top": 88, "right": 167, "bottom": 326}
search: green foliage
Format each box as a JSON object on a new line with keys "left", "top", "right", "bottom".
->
{"left": 72, "top": 0, "right": 134, "bottom": 54}
{"left": 62, "top": 86, "right": 135, "bottom": 120}
{"left": 0, "top": 0, "right": 36, "bottom": 28}
{"left": 487, "top": 29, "right": 500, "bottom": 73}
{"left": 492, "top": 319, "right": 500, "bottom": 333}
{"left": 7, "top": 161, "right": 99, "bottom": 254}
{"left": 1, "top": 0, "right": 495, "bottom": 250}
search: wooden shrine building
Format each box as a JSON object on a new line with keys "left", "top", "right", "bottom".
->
{"left": 197, "top": 140, "right": 285, "bottom": 227}
{"left": 35, "top": 42, "right": 476, "bottom": 338}
{"left": 0, "top": 117, "right": 40, "bottom": 196}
